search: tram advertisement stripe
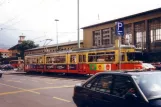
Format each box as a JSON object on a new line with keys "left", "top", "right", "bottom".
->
{"left": 89, "top": 64, "right": 96, "bottom": 70}
{"left": 96, "top": 64, "right": 104, "bottom": 71}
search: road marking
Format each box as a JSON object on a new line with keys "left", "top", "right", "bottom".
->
{"left": 32, "top": 78, "right": 57, "bottom": 81}
{"left": 0, "top": 83, "right": 40, "bottom": 94}
{"left": 0, "top": 85, "right": 74, "bottom": 96}
{"left": 45, "top": 82, "right": 54, "bottom": 84}
{"left": 20, "top": 79, "right": 26, "bottom": 81}
{"left": 6, "top": 80, "right": 22, "bottom": 83}
{"left": 46, "top": 79, "right": 59, "bottom": 82}
{"left": 31, "top": 80, "right": 38, "bottom": 82}
{"left": 0, "top": 90, "right": 25, "bottom": 96}
{"left": 30, "top": 85, "right": 74, "bottom": 91}
{"left": 0, "top": 83, "right": 74, "bottom": 96}
{"left": 11, "top": 78, "right": 17, "bottom": 79}
{"left": 53, "top": 97, "right": 71, "bottom": 103}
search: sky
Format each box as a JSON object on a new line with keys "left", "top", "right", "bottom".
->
{"left": 0, "top": 0, "right": 160, "bottom": 48}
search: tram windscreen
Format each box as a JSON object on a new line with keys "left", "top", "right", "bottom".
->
{"left": 127, "top": 52, "right": 144, "bottom": 61}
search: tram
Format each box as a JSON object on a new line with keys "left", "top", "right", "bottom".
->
{"left": 24, "top": 45, "right": 154, "bottom": 74}
{"left": 10, "top": 60, "right": 24, "bottom": 68}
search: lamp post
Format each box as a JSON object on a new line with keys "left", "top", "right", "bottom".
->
{"left": 55, "top": 19, "right": 59, "bottom": 50}
{"left": 77, "top": 0, "right": 80, "bottom": 48}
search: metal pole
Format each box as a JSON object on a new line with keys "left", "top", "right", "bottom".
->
{"left": 77, "top": 0, "right": 80, "bottom": 48}
{"left": 119, "top": 36, "right": 121, "bottom": 71}
{"left": 55, "top": 19, "right": 59, "bottom": 50}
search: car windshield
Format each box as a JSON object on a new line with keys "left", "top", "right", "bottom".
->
{"left": 132, "top": 72, "right": 161, "bottom": 100}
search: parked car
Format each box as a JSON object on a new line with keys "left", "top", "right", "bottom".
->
{"left": 142, "top": 63, "right": 155, "bottom": 70}
{"left": 152, "top": 62, "right": 161, "bottom": 70}
{"left": 0, "top": 64, "right": 14, "bottom": 70}
{"left": 73, "top": 71, "right": 161, "bottom": 107}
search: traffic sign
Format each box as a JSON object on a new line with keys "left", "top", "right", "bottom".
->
{"left": 115, "top": 22, "right": 124, "bottom": 36}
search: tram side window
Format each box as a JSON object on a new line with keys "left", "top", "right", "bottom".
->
{"left": 32, "top": 58, "right": 37, "bottom": 64}
{"left": 29, "top": 58, "right": 32, "bottom": 64}
{"left": 105, "top": 52, "right": 115, "bottom": 62}
{"left": 79, "top": 55, "right": 86, "bottom": 62}
{"left": 27, "top": 59, "right": 31, "bottom": 64}
{"left": 96, "top": 52, "right": 105, "bottom": 62}
{"left": 121, "top": 53, "right": 125, "bottom": 61}
{"left": 51, "top": 57, "right": 55, "bottom": 63}
{"left": 79, "top": 55, "right": 83, "bottom": 62}
{"left": 88, "top": 53, "right": 96, "bottom": 62}
{"left": 83, "top": 55, "right": 86, "bottom": 62}
{"left": 38, "top": 57, "right": 43, "bottom": 64}
{"left": 35, "top": 58, "right": 38, "bottom": 64}
{"left": 70, "top": 55, "right": 77, "bottom": 63}
{"left": 55, "top": 56, "right": 66, "bottom": 63}
{"left": 46, "top": 57, "right": 51, "bottom": 63}
{"left": 96, "top": 52, "right": 115, "bottom": 62}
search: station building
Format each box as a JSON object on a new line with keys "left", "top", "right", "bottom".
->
{"left": 82, "top": 8, "right": 161, "bottom": 53}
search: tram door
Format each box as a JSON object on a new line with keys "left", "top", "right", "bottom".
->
{"left": 78, "top": 54, "right": 86, "bottom": 74}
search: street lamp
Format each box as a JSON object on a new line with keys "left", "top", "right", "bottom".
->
{"left": 77, "top": 0, "right": 80, "bottom": 48}
{"left": 55, "top": 19, "right": 59, "bottom": 50}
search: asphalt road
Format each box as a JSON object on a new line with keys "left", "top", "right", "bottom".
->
{"left": 0, "top": 71, "right": 90, "bottom": 107}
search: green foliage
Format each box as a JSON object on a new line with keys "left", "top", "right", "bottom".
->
{"left": 17, "top": 40, "right": 39, "bottom": 59}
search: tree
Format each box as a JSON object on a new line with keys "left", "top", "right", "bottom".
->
{"left": 17, "top": 40, "right": 39, "bottom": 59}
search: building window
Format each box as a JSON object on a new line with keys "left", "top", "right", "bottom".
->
{"left": 123, "top": 24, "right": 132, "bottom": 45}
{"left": 93, "top": 30, "right": 102, "bottom": 46}
{"left": 149, "top": 17, "right": 161, "bottom": 50}
{"left": 134, "top": 21, "right": 146, "bottom": 50}
{"left": 102, "top": 28, "right": 111, "bottom": 45}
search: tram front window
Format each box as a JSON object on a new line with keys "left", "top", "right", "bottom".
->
{"left": 127, "top": 52, "right": 143, "bottom": 61}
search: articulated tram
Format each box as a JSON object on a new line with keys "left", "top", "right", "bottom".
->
{"left": 24, "top": 45, "right": 154, "bottom": 74}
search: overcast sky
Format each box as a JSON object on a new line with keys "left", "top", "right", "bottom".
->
{"left": 0, "top": 0, "right": 160, "bottom": 48}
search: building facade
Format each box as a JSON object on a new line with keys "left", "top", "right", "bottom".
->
{"left": 9, "top": 35, "right": 25, "bottom": 57}
{"left": 0, "top": 49, "right": 12, "bottom": 58}
{"left": 25, "top": 40, "right": 83, "bottom": 55}
{"left": 82, "top": 8, "right": 161, "bottom": 52}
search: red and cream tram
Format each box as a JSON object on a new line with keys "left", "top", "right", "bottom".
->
{"left": 24, "top": 45, "right": 155, "bottom": 74}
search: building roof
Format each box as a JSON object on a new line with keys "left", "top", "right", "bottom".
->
{"left": 26, "top": 40, "right": 83, "bottom": 51}
{"left": 8, "top": 44, "right": 19, "bottom": 50}
{"left": 81, "top": 7, "right": 161, "bottom": 29}
{"left": 0, "top": 49, "right": 10, "bottom": 53}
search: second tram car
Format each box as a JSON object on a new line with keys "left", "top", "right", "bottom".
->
{"left": 24, "top": 45, "right": 154, "bottom": 74}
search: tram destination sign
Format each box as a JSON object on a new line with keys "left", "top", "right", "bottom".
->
{"left": 115, "top": 22, "right": 124, "bottom": 36}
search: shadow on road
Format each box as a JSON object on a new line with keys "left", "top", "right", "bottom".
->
{"left": 5, "top": 71, "right": 92, "bottom": 80}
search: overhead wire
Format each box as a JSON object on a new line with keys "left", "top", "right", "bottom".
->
{"left": 0, "top": 0, "right": 45, "bottom": 29}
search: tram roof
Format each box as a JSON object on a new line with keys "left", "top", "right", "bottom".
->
{"left": 44, "top": 45, "right": 136, "bottom": 55}
{"left": 25, "top": 45, "right": 135, "bottom": 56}
{"left": 73, "top": 45, "right": 135, "bottom": 51}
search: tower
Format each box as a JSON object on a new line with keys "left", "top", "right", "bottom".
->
{"left": 18, "top": 34, "right": 25, "bottom": 44}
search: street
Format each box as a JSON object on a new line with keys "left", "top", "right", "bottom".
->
{"left": 0, "top": 71, "right": 89, "bottom": 107}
